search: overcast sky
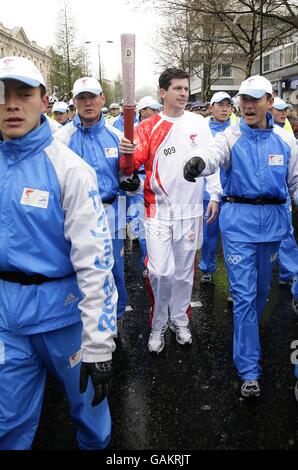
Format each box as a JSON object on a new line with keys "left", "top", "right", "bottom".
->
{"left": 0, "top": 0, "right": 162, "bottom": 90}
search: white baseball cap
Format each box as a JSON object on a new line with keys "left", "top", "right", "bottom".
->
{"left": 72, "top": 77, "right": 102, "bottom": 98}
{"left": 236, "top": 75, "right": 272, "bottom": 99}
{"left": 109, "top": 102, "right": 120, "bottom": 110}
{"left": 52, "top": 101, "right": 68, "bottom": 113}
{"left": 272, "top": 97, "right": 290, "bottom": 111}
{"left": 210, "top": 91, "right": 232, "bottom": 106}
{"left": 137, "top": 96, "right": 162, "bottom": 111}
{"left": 0, "top": 56, "right": 45, "bottom": 87}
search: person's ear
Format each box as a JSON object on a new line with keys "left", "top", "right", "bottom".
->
{"left": 41, "top": 94, "right": 49, "bottom": 114}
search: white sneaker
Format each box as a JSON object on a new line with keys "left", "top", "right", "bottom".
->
{"left": 295, "top": 381, "right": 298, "bottom": 403}
{"left": 227, "top": 293, "right": 233, "bottom": 303}
{"left": 148, "top": 324, "right": 168, "bottom": 353}
{"left": 200, "top": 272, "right": 212, "bottom": 284}
{"left": 240, "top": 380, "right": 260, "bottom": 398}
{"left": 169, "top": 320, "right": 192, "bottom": 345}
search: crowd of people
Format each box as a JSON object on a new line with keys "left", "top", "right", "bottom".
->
{"left": 0, "top": 54, "right": 297, "bottom": 450}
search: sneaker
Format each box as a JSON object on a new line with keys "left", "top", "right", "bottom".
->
{"left": 169, "top": 320, "right": 192, "bottom": 345}
{"left": 200, "top": 272, "right": 212, "bottom": 284}
{"left": 295, "top": 381, "right": 298, "bottom": 403}
{"left": 227, "top": 293, "right": 233, "bottom": 303}
{"left": 148, "top": 324, "right": 168, "bottom": 354}
{"left": 292, "top": 298, "right": 298, "bottom": 315}
{"left": 240, "top": 380, "right": 261, "bottom": 398}
{"left": 142, "top": 268, "right": 148, "bottom": 279}
{"left": 279, "top": 278, "right": 295, "bottom": 288}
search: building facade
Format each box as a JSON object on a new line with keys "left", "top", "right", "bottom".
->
{"left": 252, "top": 37, "right": 298, "bottom": 105}
{"left": 0, "top": 22, "right": 54, "bottom": 89}
{"left": 190, "top": 60, "right": 246, "bottom": 101}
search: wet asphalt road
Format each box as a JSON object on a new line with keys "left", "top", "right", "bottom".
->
{"left": 33, "top": 220, "right": 298, "bottom": 451}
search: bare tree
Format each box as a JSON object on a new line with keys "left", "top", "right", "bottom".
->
{"left": 132, "top": 0, "right": 295, "bottom": 81}
{"left": 239, "top": 0, "right": 298, "bottom": 29}
{"left": 49, "top": 0, "right": 86, "bottom": 98}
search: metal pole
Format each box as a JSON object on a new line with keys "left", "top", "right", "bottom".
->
{"left": 259, "top": 0, "right": 264, "bottom": 75}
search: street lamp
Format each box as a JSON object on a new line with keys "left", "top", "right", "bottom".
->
{"left": 85, "top": 40, "right": 114, "bottom": 82}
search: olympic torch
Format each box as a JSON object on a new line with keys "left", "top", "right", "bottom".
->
{"left": 120, "top": 33, "right": 136, "bottom": 174}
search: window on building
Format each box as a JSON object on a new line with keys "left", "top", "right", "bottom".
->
{"left": 263, "top": 54, "right": 270, "bottom": 72}
{"left": 253, "top": 59, "right": 260, "bottom": 75}
{"left": 295, "top": 44, "right": 298, "bottom": 63}
{"left": 218, "top": 64, "right": 232, "bottom": 78}
{"left": 284, "top": 44, "right": 294, "bottom": 65}
{"left": 271, "top": 50, "right": 281, "bottom": 69}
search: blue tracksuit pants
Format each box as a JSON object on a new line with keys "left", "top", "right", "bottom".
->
{"left": 222, "top": 237, "right": 280, "bottom": 381}
{"left": 279, "top": 201, "right": 298, "bottom": 282}
{"left": 0, "top": 321, "right": 111, "bottom": 450}
{"left": 199, "top": 199, "right": 220, "bottom": 274}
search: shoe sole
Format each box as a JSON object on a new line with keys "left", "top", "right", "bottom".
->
{"left": 148, "top": 342, "right": 165, "bottom": 354}
{"left": 241, "top": 390, "right": 260, "bottom": 398}
{"left": 176, "top": 337, "right": 192, "bottom": 346}
{"left": 240, "top": 386, "right": 261, "bottom": 398}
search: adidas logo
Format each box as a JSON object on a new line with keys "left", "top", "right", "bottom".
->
{"left": 64, "top": 293, "right": 79, "bottom": 306}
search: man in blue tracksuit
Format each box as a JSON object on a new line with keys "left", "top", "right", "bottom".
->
{"left": 0, "top": 57, "right": 118, "bottom": 449}
{"left": 56, "top": 77, "right": 138, "bottom": 319}
{"left": 112, "top": 102, "right": 139, "bottom": 132}
{"left": 52, "top": 100, "right": 70, "bottom": 126}
{"left": 199, "top": 92, "right": 233, "bottom": 286}
{"left": 184, "top": 75, "right": 298, "bottom": 399}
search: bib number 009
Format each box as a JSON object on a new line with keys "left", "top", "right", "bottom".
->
{"left": 163, "top": 147, "right": 176, "bottom": 156}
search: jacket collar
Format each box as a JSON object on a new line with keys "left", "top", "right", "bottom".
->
{"left": 73, "top": 112, "right": 105, "bottom": 133}
{"left": 0, "top": 114, "right": 53, "bottom": 161}
{"left": 240, "top": 112, "right": 274, "bottom": 137}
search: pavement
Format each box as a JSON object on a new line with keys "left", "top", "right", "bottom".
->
{"left": 33, "top": 232, "right": 298, "bottom": 451}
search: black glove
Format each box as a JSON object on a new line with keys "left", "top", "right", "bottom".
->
{"left": 119, "top": 171, "right": 141, "bottom": 192}
{"left": 80, "top": 360, "right": 112, "bottom": 407}
{"left": 183, "top": 157, "right": 206, "bottom": 182}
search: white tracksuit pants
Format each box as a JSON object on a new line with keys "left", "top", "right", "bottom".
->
{"left": 145, "top": 216, "right": 202, "bottom": 331}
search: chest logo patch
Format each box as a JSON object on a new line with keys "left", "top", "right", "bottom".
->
{"left": 190, "top": 134, "right": 199, "bottom": 146}
{"left": 20, "top": 187, "right": 49, "bottom": 209}
{"left": 105, "top": 147, "right": 118, "bottom": 158}
{"left": 269, "top": 154, "right": 284, "bottom": 166}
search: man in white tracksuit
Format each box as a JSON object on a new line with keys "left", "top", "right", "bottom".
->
{"left": 120, "top": 68, "right": 221, "bottom": 354}
{"left": 184, "top": 75, "right": 298, "bottom": 399}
